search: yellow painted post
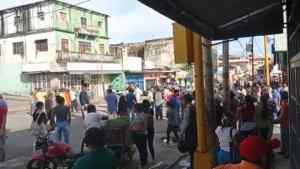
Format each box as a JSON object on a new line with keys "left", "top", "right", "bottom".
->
{"left": 193, "top": 33, "right": 214, "bottom": 169}
{"left": 264, "top": 36, "right": 271, "bottom": 86}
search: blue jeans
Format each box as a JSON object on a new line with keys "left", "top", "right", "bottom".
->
{"left": 217, "top": 149, "right": 232, "bottom": 165}
{"left": 56, "top": 121, "right": 70, "bottom": 144}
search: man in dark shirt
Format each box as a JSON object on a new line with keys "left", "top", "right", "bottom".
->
{"left": 126, "top": 88, "right": 136, "bottom": 113}
{"left": 72, "top": 128, "right": 118, "bottom": 169}
{"left": 79, "top": 84, "right": 90, "bottom": 119}
{"left": 52, "top": 96, "right": 71, "bottom": 144}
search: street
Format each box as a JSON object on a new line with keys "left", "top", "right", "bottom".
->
{"left": 1, "top": 96, "right": 185, "bottom": 169}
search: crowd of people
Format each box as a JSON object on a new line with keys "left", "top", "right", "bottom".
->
{"left": 213, "top": 81, "right": 289, "bottom": 169}
{"left": 0, "top": 79, "right": 290, "bottom": 169}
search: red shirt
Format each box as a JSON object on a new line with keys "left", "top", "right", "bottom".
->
{"left": 0, "top": 99, "right": 8, "bottom": 128}
{"left": 280, "top": 102, "right": 289, "bottom": 128}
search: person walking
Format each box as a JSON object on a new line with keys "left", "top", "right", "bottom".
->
{"left": 129, "top": 103, "right": 148, "bottom": 167}
{"left": 126, "top": 88, "right": 137, "bottom": 114}
{"left": 117, "top": 95, "right": 128, "bottom": 116}
{"left": 154, "top": 87, "right": 163, "bottom": 120}
{"left": 79, "top": 84, "right": 90, "bottom": 120}
{"left": 166, "top": 101, "right": 180, "bottom": 144}
{"left": 105, "top": 89, "right": 118, "bottom": 117}
{"left": 143, "top": 100, "right": 155, "bottom": 160}
{"left": 45, "top": 92, "right": 56, "bottom": 130}
{"left": 52, "top": 96, "right": 71, "bottom": 144}
{"left": 256, "top": 94, "right": 274, "bottom": 140}
{"left": 70, "top": 88, "right": 78, "bottom": 113}
{"left": 0, "top": 95, "right": 7, "bottom": 162}
{"left": 278, "top": 91, "right": 289, "bottom": 158}
{"left": 31, "top": 102, "right": 48, "bottom": 151}
{"left": 180, "top": 94, "right": 197, "bottom": 169}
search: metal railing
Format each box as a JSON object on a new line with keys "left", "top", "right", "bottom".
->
{"left": 56, "top": 50, "right": 121, "bottom": 63}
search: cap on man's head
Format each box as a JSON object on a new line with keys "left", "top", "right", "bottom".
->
{"left": 239, "top": 136, "right": 268, "bottom": 164}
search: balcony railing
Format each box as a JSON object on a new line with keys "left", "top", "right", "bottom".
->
{"left": 56, "top": 50, "right": 121, "bottom": 64}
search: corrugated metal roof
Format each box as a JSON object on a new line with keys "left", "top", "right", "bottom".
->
{"left": 138, "top": 0, "right": 283, "bottom": 40}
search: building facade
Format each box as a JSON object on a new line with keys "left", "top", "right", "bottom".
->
{"left": 0, "top": 0, "right": 120, "bottom": 97}
{"left": 110, "top": 38, "right": 178, "bottom": 90}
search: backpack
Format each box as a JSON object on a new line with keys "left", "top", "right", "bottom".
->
{"left": 30, "top": 112, "right": 44, "bottom": 137}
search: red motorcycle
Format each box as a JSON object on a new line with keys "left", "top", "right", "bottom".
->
{"left": 27, "top": 137, "right": 82, "bottom": 169}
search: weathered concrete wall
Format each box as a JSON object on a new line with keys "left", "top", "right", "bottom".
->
{"left": 144, "top": 38, "right": 175, "bottom": 69}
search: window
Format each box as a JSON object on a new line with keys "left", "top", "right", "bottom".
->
{"left": 98, "top": 21, "right": 102, "bottom": 27}
{"left": 59, "top": 12, "right": 67, "bottom": 23}
{"left": 79, "top": 42, "right": 91, "bottom": 53}
{"left": 81, "top": 17, "right": 87, "bottom": 27}
{"left": 13, "top": 42, "right": 24, "bottom": 55}
{"left": 38, "top": 11, "right": 45, "bottom": 21}
{"left": 14, "top": 16, "right": 21, "bottom": 26}
{"left": 99, "top": 44, "right": 105, "bottom": 54}
{"left": 35, "top": 39, "right": 48, "bottom": 52}
{"left": 61, "top": 39, "right": 69, "bottom": 52}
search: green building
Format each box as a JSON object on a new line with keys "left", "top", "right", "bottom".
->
{"left": 0, "top": 0, "right": 122, "bottom": 97}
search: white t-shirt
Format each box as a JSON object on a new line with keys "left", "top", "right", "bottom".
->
{"left": 154, "top": 92, "right": 163, "bottom": 106}
{"left": 84, "top": 112, "right": 102, "bottom": 129}
{"left": 215, "top": 126, "right": 237, "bottom": 152}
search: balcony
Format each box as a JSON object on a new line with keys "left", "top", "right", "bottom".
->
{"left": 56, "top": 50, "right": 121, "bottom": 64}
{"left": 74, "top": 26, "right": 100, "bottom": 37}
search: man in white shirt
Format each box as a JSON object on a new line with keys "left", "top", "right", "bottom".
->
{"left": 84, "top": 104, "right": 103, "bottom": 130}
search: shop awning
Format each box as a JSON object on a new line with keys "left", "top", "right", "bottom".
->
{"left": 138, "top": 0, "right": 283, "bottom": 40}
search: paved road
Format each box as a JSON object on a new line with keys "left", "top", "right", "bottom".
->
{"left": 1, "top": 96, "right": 289, "bottom": 169}
{"left": 2, "top": 97, "right": 184, "bottom": 169}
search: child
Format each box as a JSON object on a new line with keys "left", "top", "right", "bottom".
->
{"left": 214, "top": 136, "right": 268, "bottom": 169}
{"left": 215, "top": 116, "right": 237, "bottom": 165}
{"left": 31, "top": 102, "right": 48, "bottom": 151}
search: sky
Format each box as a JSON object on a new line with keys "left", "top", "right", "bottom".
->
{"left": 0, "top": 0, "right": 270, "bottom": 56}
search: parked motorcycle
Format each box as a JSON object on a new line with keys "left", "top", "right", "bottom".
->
{"left": 27, "top": 137, "right": 83, "bottom": 169}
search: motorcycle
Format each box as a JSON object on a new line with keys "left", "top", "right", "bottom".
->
{"left": 27, "top": 137, "right": 83, "bottom": 169}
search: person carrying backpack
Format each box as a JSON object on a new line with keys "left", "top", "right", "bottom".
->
{"left": 31, "top": 102, "right": 48, "bottom": 151}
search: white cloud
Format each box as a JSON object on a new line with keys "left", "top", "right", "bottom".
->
{"left": 109, "top": 3, "right": 173, "bottom": 43}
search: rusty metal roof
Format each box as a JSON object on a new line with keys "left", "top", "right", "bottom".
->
{"left": 138, "top": 0, "right": 283, "bottom": 40}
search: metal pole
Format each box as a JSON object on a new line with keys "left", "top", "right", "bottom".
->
{"left": 264, "top": 36, "right": 270, "bottom": 86}
{"left": 203, "top": 39, "right": 216, "bottom": 129}
{"left": 193, "top": 33, "right": 214, "bottom": 169}
{"left": 223, "top": 41, "right": 230, "bottom": 114}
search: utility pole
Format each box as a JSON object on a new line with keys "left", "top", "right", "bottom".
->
{"left": 223, "top": 41, "right": 230, "bottom": 114}
{"left": 264, "top": 36, "right": 271, "bottom": 86}
{"left": 193, "top": 33, "right": 214, "bottom": 169}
